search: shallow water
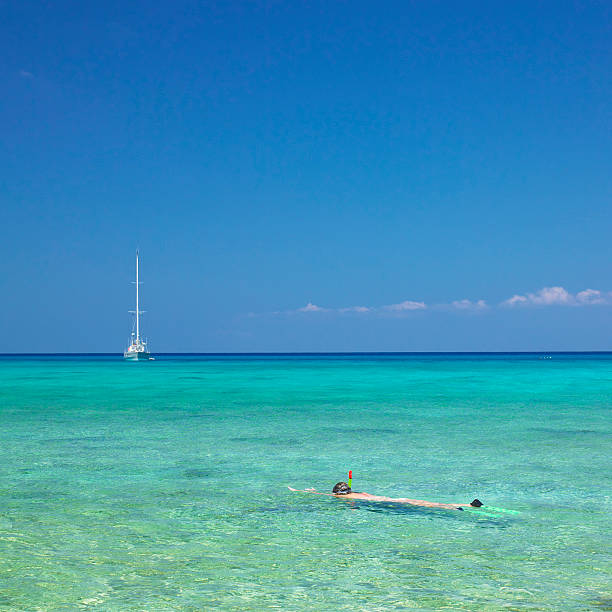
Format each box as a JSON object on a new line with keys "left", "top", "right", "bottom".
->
{"left": 0, "top": 354, "right": 610, "bottom": 610}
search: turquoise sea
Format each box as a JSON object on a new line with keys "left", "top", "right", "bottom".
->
{"left": 0, "top": 353, "right": 610, "bottom": 611}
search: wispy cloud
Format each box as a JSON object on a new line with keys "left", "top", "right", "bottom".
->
{"left": 292, "top": 299, "right": 427, "bottom": 314}
{"left": 383, "top": 300, "right": 427, "bottom": 312}
{"left": 575, "top": 289, "right": 605, "bottom": 305}
{"left": 266, "top": 299, "right": 425, "bottom": 316}
{"left": 338, "top": 305, "right": 371, "bottom": 313}
{"left": 19, "top": 70, "right": 34, "bottom": 78}
{"left": 502, "top": 286, "right": 608, "bottom": 307}
{"left": 257, "top": 286, "right": 610, "bottom": 318}
{"left": 297, "top": 302, "right": 326, "bottom": 312}
{"left": 504, "top": 294, "right": 529, "bottom": 306}
{"left": 450, "top": 299, "right": 488, "bottom": 310}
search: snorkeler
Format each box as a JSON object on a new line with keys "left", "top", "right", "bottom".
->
{"left": 288, "top": 482, "right": 482, "bottom": 511}
{"left": 330, "top": 481, "right": 483, "bottom": 510}
{"left": 332, "top": 482, "right": 482, "bottom": 510}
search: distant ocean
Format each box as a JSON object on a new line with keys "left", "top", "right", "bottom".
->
{"left": 1, "top": 353, "right": 610, "bottom": 610}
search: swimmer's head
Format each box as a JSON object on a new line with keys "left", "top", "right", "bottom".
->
{"left": 470, "top": 499, "right": 483, "bottom": 507}
{"left": 333, "top": 482, "right": 352, "bottom": 495}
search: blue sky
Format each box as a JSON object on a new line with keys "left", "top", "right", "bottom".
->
{"left": 1, "top": 1, "right": 611, "bottom": 352}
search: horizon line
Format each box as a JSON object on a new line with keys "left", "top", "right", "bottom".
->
{"left": 1, "top": 351, "right": 611, "bottom": 356}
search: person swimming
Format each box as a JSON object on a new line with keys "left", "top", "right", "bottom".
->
{"left": 331, "top": 481, "right": 483, "bottom": 510}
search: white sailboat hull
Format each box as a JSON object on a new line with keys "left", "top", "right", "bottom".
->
{"left": 123, "top": 350, "right": 151, "bottom": 360}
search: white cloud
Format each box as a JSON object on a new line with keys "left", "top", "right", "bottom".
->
{"left": 384, "top": 300, "right": 427, "bottom": 311}
{"left": 20, "top": 70, "right": 34, "bottom": 78}
{"left": 530, "top": 286, "right": 571, "bottom": 305}
{"left": 451, "top": 299, "right": 488, "bottom": 310}
{"left": 576, "top": 289, "right": 605, "bottom": 305}
{"left": 502, "top": 286, "right": 608, "bottom": 307}
{"left": 504, "top": 294, "right": 529, "bottom": 306}
{"left": 338, "top": 305, "right": 371, "bottom": 313}
{"left": 262, "top": 287, "right": 610, "bottom": 318}
{"left": 297, "top": 302, "right": 325, "bottom": 312}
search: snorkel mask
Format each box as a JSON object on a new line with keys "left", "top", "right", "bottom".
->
{"left": 332, "top": 482, "right": 352, "bottom": 495}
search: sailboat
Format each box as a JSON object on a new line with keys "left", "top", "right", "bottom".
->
{"left": 124, "top": 250, "right": 152, "bottom": 360}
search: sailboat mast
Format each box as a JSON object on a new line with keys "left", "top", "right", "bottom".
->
{"left": 135, "top": 250, "right": 140, "bottom": 343}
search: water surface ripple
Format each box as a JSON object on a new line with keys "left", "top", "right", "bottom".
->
{"left": 0, "top": 354, "right": 610, "bottom": 610}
